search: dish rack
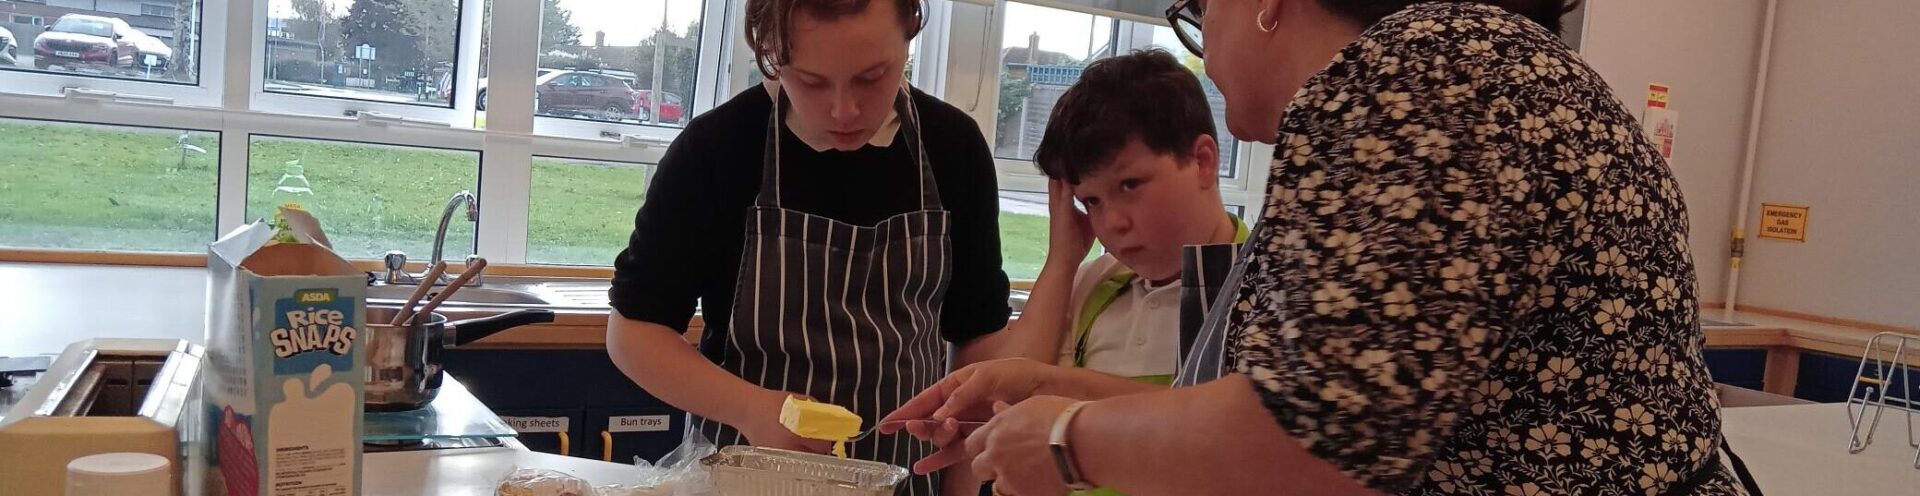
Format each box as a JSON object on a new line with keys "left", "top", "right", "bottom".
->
{"left": 702, "top": 446, "right": 909, "bottom": 496}
{"left": 1844, "top": 331, "right": 1920, "bottom": 468}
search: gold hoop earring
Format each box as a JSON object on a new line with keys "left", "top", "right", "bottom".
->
{"left": 1257, "top": 9, "right": 1278, "bottom": 33}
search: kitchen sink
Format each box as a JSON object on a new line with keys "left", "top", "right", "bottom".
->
{"left": 367, "top": 285, "right": 549, "bottom": 305}
{"left": 366, "top": 276, "right": 612, "bottom": 309}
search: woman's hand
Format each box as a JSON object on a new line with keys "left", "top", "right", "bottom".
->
{"left": 885, "top": 358, "right": 1057, "bottom": 424}
{"left": 881, "top": 358, "right": 1061, "bottom": 473}
{"left": 1044, "top": 179, "right": 1094, "bottom": 270}
{"left": 968, "top": 397, "right": 1078, "bottom": 496}
{"left": 735, "top": 390, "right": 833, "bottom": 454}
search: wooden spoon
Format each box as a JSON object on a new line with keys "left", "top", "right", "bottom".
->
{"left": 389, "top": 261, "right": 448, "bottom": 327}
{"left": 407, "top": 258, "right": 489, "bottom": 326}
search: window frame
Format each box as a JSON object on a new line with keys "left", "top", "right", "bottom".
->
{"left": 0, "top": 0, "right": 222, "bottom": 105}
{"left": 0, "top": 0, "right": 1258, "bottom": 270}
{"left": 527, "top": 0, "right": 728, "bottom": 142}
{"left": 523, "top": 154, "right": 655, "bottom": 267}
{"left": 970, "top": 0, "right": 1268, "bottom": 219}
{"left": 246, "top": 0, "right": 481, "bottom": 123}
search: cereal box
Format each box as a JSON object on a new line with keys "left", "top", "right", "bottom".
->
{"left": 203, "top": 206, "right": 365, "bottom": 496}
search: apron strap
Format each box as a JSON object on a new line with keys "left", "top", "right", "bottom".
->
{"left": 760, "top": 87, "right": 785, "bottom": 209}
{"left": 1173, "top": 219, "right": 1265, "bottom": 388}
{"left": 1723, "top": 438, "right": 1764, "bottom": 495}
{"left": 1071, "top": 266, "right": 1135, "bottom": 369}
{"left": 1665, "top": 432, "right": 1764, "bottom": 495}
{"left": 758, "top": 85, "right": 937, "bottom": 210}
{"left": 897, "top": 87, "right": 939, "bottom": 211}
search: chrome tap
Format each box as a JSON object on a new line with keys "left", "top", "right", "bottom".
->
{"left": 381, "top": 190, "right": 481, "bottom": 286}
{"left": 430, "top": 190, "right": 479, "bottom": 277}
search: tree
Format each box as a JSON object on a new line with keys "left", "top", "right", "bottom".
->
{"left": 994, "top": 71, "right": 1033, "bottom": 150}
{"left": 397, "top": 0, "right": 458, "bottom": 71}
{"left": 168, "top": 0, "right": 196, "bottom": 79}
{"left": 291, "top": 0, "right": 335, "bottom": 24}
{"left": 542, "top": 0, "right": 582, "bottom": 49}
{"left": 605, "top": 22, "right": 701, "bottom": 97}
{"left": 341, "top": 0, "right": 424, "bottom": 80}
{"left": 291, "top": 0, "right": 343, "bottom": 60}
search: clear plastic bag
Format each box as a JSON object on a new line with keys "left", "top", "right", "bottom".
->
{"left": 496, "top": 431, "right": 719, "bottom": 496}
{"left": 593, "top": 429, "right": 723, "bottom": 496}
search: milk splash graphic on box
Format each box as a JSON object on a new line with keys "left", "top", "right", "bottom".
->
{"left": 205, "top": 205, "right": 365, "bottom": 496}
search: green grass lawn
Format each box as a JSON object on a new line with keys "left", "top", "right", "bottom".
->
{"left": 0, "top": 121, "right": 219, "bottom": 251}
{"left": 247, "top": 136, "right": 481, "bottom": 260}
{"left": 1, "top": 119, "right": 1058, "bottom": 278}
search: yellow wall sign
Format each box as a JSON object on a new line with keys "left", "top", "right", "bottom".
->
{"left": 1759, "top": 204, "right": 1809, "bottom": 242}
{"left": 1647, "top": 83, "right": 1671, "bottom": 109}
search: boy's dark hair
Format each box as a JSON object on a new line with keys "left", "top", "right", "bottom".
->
{"left": 747, "top": 0, "right": 925, "bottom": 79}
{"left": 1033, "top": 49, "right": 1217, "bottom": 184}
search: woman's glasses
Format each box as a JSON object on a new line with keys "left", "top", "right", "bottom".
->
{"left": 1165, "top": 0, "right": 1204, "bottom": 58}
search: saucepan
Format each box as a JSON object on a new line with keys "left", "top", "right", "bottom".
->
{"left": 363, "top": 306, "right": 555, "bottom": 411}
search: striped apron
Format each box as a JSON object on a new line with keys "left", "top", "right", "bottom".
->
{"left": 1174, "top": 221, "right": 1263, "bottom": 388}
{"left": 692, "top": 88, "right": 948, "bottom": 496}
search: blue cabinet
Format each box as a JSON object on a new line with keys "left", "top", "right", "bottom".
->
{"left": 1707, "top": 348, "right": 1920, "bottom": 404}
{"left": 1795, "top": 352, "right": 1920, "bottom": 404}
{"left": 497, "top": 408, "right": 585, "bottom": 457}
{"left": 1703, "top": 348, "right": 1768, "bottom": 391}
{"left": 585, "top": 407, "right": 686, "bottom": 464}
{"left": 442, "top": 349, "right": 686, "bottom": 463}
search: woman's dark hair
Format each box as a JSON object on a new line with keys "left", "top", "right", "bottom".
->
{"left": 746, "top": 0, "right": 925, "bottom": 78}
{"left": 1318, "top": 0, "right": 1583, "bottom": 33}
{"left": 1032, "top": 49, "right": 1217, "bottom": 184}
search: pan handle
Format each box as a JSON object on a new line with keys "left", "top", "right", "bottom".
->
{"left": 445, "top": 309, "right": 557, "bottom": 347}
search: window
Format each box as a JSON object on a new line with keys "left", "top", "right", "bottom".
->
{"left": 996, "top": 189, "right": 1052, "bottom": 279}
{"left": 4, "top": 5, "right": 201, "bottom": 84}
{"left": 993, "top": 2, "right": 1114, "bottom": 162}
{"left": 1143, "top": 23, "right": 1240, "bottom": 178}
{"left": 265, "top": 0, "right": 463, "bottom": 107}
{"left": 988, "top": 3, "right": 1255, "bottom": 278}
{"left": 142, "top": 3, "right": 178, "bottom": 18}
{"left": 991, "top": 4, "right": 1241, "bottom": 176}
{"left": 246, "top": 136, "right": 479, "bottom": 260}
{"left": 526, "top": 0, "right": 706, "bottom": 128}
{"left": 526, "top": 157, "right": 649, "bottom": 265}
{"left": 0, "top": 118, "right": 218, "bottom": 252}
{"left": 996, "top": 188, "right": 1109, "bottom": 280}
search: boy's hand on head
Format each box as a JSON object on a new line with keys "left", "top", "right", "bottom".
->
{"left": 1044, "top": 179, "right": 1094, "bottom": 269}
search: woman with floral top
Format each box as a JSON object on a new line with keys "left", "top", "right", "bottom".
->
{"left": 882, "top": 1, "right": 1751, "bottom": 495}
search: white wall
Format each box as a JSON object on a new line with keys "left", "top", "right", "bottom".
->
{"left": 1576, "top": 0, "right": 1769, "bottom": 305}
{"left": 1737, "top": 0, "right": 1920, "bottom": 327}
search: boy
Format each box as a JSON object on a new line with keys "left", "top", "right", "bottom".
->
{"left": 996, "top": 49, "right": 1247, "bottom": 384}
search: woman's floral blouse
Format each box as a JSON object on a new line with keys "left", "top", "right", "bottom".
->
{"left": 1228, "top": 3, "right": 1744, "bottom": 494}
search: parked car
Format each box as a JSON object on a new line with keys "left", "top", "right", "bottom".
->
{"left": 33, "top": 14, "right": 141, "bottom": 70}
{"left": 127, "top": 32, "right": 172, "bottom": 71}
{"left": 0, "top": 26, "right": 17, "bottom": 66}
{"left": 463, "top": 68, "right": 560, "bottom": 110}
{"left": 533, "top": 70, "right": 640, "bottom": 122}
{"left": 633, "top": 90, "right": 687, "bottom": 124}
{"left": 585, "top": 68, "right": 639, "bottom": 88}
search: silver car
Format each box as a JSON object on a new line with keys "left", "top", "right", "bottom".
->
{"left": 0, "top": 26, "right": 16, "bottom": 66}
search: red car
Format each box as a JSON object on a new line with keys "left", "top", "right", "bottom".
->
{"left": 633, "top": 90, "right": 687, "bottom": 124}
{"left": 535, "top": 71, "right": 641, "bottom": 122}
{"left": 33, "top": 15, "right": 141, "bottom": 70}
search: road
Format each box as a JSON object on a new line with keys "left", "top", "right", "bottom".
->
{"left": 9, "top": 53, "right": 176, "bottom": 81}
